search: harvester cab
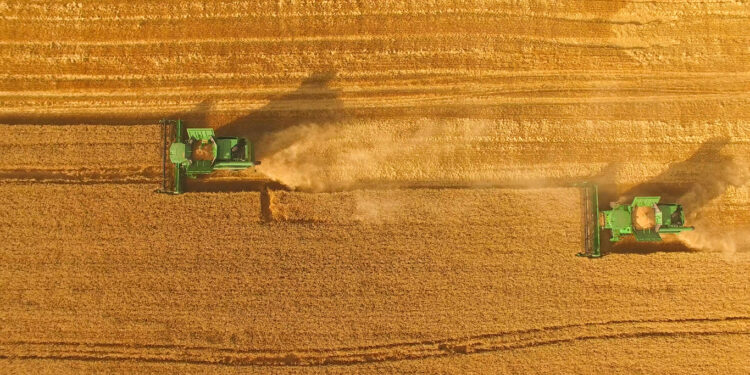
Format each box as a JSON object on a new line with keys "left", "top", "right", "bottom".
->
{"left": 157, "top": 119, "right": 260, "bottom": 194}
{"left": 577, "top": 183, "right": 694, "bottom": 257}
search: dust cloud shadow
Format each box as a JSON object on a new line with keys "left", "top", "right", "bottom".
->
{"left": 216, "top": 71, "right": 344, "bottom": 160}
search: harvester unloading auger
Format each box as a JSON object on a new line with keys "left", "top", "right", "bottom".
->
{"left": 578, "top": 183, "right": 695, "bottom": 257}
{"left": 157, "top": 119, "right": 260, "bottom": 194}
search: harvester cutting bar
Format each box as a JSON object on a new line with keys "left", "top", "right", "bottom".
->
{"left": 160, "top": 119, "right": 167, "bottom": 191}
{"left": 156, "top": 119, "right": 182, "bottom": 195}
{"left": 577, "top": 183, "right": 601, "bottom": 258}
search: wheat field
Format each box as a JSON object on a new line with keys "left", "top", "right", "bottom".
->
{"left": 1, "top": 0, "right": 749, "bottom": 373}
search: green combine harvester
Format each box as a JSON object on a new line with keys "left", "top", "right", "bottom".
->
{"left": 578, "top": 183, "right": 694, "bottom": 257}
{"left": 157, "top": 119, "right": 260, "bottom": 194}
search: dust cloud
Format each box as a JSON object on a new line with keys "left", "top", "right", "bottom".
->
{"left": 255, "top": 120, "right": 493, "bottom": 192}
{"left": 678, "top": 157, "right": 750, "bottom": 258}
{"left": 680, "top": 228, "right": 750, "bottom": 259}
{"left": 353, "top": 192, "right": 400, "bottom": 223}
{"left": 255, "top": 123, "right": 341, "bottom": 191}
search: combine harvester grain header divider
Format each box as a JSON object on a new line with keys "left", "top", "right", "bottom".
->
{"left": 577, "top": 183, "right": 695, "bottom": 258}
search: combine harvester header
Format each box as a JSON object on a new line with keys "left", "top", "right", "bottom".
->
{"left": 157, "top": 119, "right": 260, "bottom": 194}
{"left": 578, "top": 183, "right": 694, "bottom": 257}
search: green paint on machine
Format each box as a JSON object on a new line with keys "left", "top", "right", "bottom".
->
{"left": 157, "top": 119, "right": 261, "bottom": 194}
{"left": 577, "top": 183, "right": 694, "bottom": 258}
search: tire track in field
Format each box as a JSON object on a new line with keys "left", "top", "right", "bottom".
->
{"left": 3, "top": 76, "right": 746, "bottom": 101}
{"left": 3, "top": 93, "right": 743, "bottom": 114}
{"left": 3, "top": 70, "right": 747, "bottom": 93}
{"left": 0, "top": 33, "right": 676, "bottom": 48}
{"left": 1, "top": 317, "right": 747, "bottom": 367}
{"left": 0, "top": 167, "right": 161, "bottom": 184}
{"left": 2, "top": 92, "right": 747, "bottom": 126}
{"left": 0, "top": 8, "right": 678, "bottom": 23}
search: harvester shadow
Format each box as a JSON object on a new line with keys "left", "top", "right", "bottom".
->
{"left": 588, "top": 162, "right": 622, "bottom": 206}
{"left": 181, "top": 71, "right": 344, "bottom": 193}
{"left": 0, "top": 73, "right": 341, "bottom": 128}
{"left": 216, "top": 71, "right": 344, "bottom": 160}
{"left": 175, "top": 99, "right": 214, "bottom": 127}
{"left": 585, "top": 138, "right": 733, "bottom": 207}
{"left": 620, "top": 137, "right": 732, "bottom": 202}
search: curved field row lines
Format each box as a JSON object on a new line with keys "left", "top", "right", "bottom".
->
{"left": 1, "top": 317, "right": 747, "bottom": 367}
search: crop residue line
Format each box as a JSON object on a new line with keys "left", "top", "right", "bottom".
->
{"left": 0, "top": 33, "right": 672, "bottom": 49}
